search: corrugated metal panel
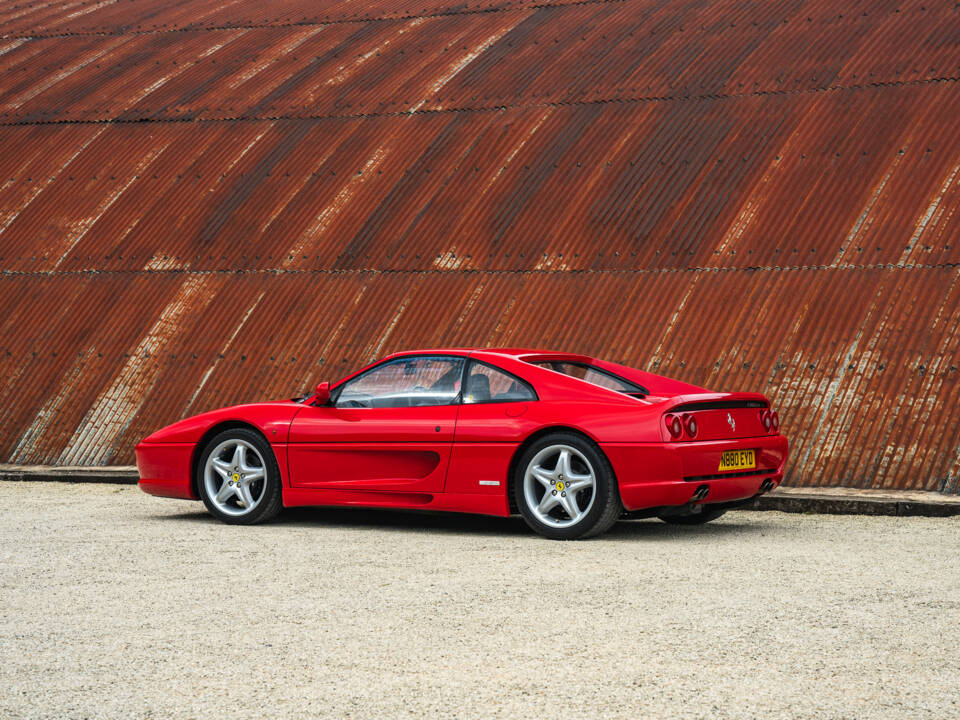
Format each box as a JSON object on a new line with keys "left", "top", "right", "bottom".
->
{"left": 0, "top": 0, "right": 958, "bottom": 122}
{"left": 1, "top": 267, "right": 958, "bottom": 491}
{"left": 2, "top": 83, "right": 959, "bottom": 274}
{"left": 2, "top": 2, "right": 956, "bottom": 125}
{"left": 0, "top": 0, "right": 577, "bottom": 37}
{"left": 0, "top": 0, "right": 958, "bottom": 493}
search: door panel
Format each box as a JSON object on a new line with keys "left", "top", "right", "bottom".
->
{"left": 288, "top": 405, "right": 458, "bottom": 492}
{"left": 445, "top": 360, "right": 541, "bottom": 495}
{"left": 445, "top": 402, "right": 539, "bottom": 495}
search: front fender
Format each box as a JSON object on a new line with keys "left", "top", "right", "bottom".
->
{"left": 136, "top": 402, "right": 304, "bottom": 499}
{"left": 139, "top": 402, "right": 303, "bottom": 445}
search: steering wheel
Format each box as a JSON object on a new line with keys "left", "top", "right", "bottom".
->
{"left": 338, "top": 393, "right": 373, "bottom": 408}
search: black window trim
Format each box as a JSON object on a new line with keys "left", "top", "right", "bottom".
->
{"left": 328, "top": 353, "right": 467, "bottom": 408}
{"left": 462, "top": 358, "right": 539, "bottom": 405}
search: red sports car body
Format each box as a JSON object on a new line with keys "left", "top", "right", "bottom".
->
{"left": 136, "top": 349, "right": 788, "bottom": 538}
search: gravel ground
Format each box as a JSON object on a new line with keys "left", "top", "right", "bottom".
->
{"left": 1, "top": 482, "right": 958, "bottom": 720}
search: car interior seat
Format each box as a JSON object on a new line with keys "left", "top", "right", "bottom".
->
{"left": 467, "top": 373, "right": 491, "bottom": 403}
{"left": 430, "top": 366, "right": 462, "bottom": 396}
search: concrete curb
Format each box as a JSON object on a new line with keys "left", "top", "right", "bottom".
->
{"left": 748, "top": 487, "right": 960, "bottom": 517}
{"left": 0, "top": 464, "right": 138, "bottom": 484}
{"left": 1, "top": 465, "right": 958, "bottom": 517}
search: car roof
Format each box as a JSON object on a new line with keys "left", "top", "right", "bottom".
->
{"left": 387, "top": 348, "right": 580, "bottom": 359}
{"left": 332, "top": 348, "right": 708, "bottom": 399}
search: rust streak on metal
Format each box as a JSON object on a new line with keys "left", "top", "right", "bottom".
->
{"left": 57, "top": 275, "right": 217, "bottom": 465}
{"left": 0, "top": 0, "right": 957, "bottom": 494}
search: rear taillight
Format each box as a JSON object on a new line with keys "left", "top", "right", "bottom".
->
{"left": 771, "top": 411, "right": 780, "bottom": 432}
{"left": 665, "top": 414, "right": 683, "bottom": 440}
{"left": 683, "top": 414, "right": 698, "bottom": 438}
{"left": 760, "top": 409, "right": 772, "bottom": 432}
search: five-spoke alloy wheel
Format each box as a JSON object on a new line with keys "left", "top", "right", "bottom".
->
{"left": 197, "top": 428, "right": 282, "bottom": 524}
{"left": 523, "top": 444, "right": 596, "bottom": 529}
{"left": 515, "top": 432, "right": 621, "bottom": 540}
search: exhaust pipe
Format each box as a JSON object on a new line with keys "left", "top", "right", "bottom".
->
{"left": 691, "top": 484, "right": 710, "bottom": 502}
{"left": 759, "top": 478, "right": 774, "bottom": 493}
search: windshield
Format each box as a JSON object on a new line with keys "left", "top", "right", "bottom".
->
{"left": 531, "top": 361, "right": 648, "bottom": 397}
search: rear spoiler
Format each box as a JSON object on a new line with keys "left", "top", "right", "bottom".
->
{"left": 663, "top": 392, "right": 769, "bottom": 413}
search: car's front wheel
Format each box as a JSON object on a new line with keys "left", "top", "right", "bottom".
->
{"left": 514, "top": 432, "right": 621, "bottom": 540}
{"left": 197, "top": 428, "right": 283, "bottom": 525}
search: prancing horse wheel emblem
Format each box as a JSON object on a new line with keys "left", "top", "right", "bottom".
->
{"left": 727, "top": 413, "right": 736, "bottom": 432}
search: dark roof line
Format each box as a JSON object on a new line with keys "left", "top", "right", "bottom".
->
{"left": 0, "top": 74, "right": 954, "bottom": 129}
{"left": 1, "top": 0, "right": 624, "bottom": 41}
{"left": 2, "top": 263, "right": 956, "bottom": 279}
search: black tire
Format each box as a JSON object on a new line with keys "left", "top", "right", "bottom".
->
{"left": 196, "top": 428, "right": 283, "bottom": 525}
{"left": 658, "top": 508, "right": 727, "bottom": 525}
{"left": 513, "top": 432, "right": 622, "bottom": 540}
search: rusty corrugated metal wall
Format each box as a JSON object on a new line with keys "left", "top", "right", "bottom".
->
{"left": 0, "top": 0, "right": 958, "bottom": 491}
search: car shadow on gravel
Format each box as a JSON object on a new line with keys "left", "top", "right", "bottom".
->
{"left": 154, "top": 506, "right": 767, "bottom": 539}
{"left": 279, "top": 507, "right": 532, "bottom": 536}
{"left": 154, "top": 506, "right": 528, "bottom": 536}
{"left": 604, "top": 517, "right": 766, "bottom": 541}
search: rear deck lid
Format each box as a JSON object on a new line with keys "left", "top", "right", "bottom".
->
{"left": 662, "top": 394, "right": 770, "bottom": 441}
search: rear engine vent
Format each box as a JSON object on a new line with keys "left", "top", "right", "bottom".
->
{"left": 672, "top": 400, "right": 767, "bottom": 412}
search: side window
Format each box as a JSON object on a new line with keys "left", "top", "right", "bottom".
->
{"left": 532, "top": 361, "right": 644, "bottom": 394}
{"left": 463, "top": 361, "right": 536, "bottom": 404}
{"left": 555, "top": 362, "right": 635, "bottom": 392}
{"left": 335, "top": 356, "right": 464, "bottom": 408}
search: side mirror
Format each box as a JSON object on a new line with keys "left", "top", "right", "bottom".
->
{"left": 314, "top": 381, "right": 330, "bottom": 406}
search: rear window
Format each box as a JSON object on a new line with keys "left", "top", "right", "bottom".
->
{"left": 531, "top": 361, "right": 648, "bottom": 398}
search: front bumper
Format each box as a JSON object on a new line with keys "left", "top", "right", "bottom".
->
{"left": 602, "top": 435, "right": 788, "bottom": 511}
{"left": 135, "top": 442, "right": 197, "bottom": 499}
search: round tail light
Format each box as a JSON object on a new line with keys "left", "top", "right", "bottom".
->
{"left": 761, "top": 409, "right": 772, "bottom": 431}
{"left": 683, "top": 414, "right": 698, "bottom": 438}
{"left": 771, "top": 411, "right": 780, "bottom": 432}
{"left": 665, "top": 414, "right": 683, "bottom": 439}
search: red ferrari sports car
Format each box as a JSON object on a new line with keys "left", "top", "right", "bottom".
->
{"left": 136, "top": 349, "right": 788, "bottom": 539}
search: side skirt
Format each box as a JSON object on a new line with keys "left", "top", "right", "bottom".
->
{"left": 282, "top": 487, "right": 510, "bottom": 517}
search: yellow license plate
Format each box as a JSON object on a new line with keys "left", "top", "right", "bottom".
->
{"left": 718, "top": 449, "right": 756, "bottom": 472}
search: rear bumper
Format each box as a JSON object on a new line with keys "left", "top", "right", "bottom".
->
{"left": 602, "top": 435, "right": 788, "bottom": 511}
{"left": 135, "top": 442, "right": 197, "bottom": 500}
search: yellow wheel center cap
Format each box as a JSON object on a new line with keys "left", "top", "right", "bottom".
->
{"left": 232, "top": 473, "right": 240, "bottom": 482}
{"left": 556, "top": 481, "right": 565, "bottom": 491}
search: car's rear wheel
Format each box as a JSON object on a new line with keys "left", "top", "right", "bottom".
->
{"left": 659, "top": 508, "right": 727, "bottom": 525}
{"left": 197, "top": 428, "right": 283, "bottom": 525}
{"left": 515, "top": 432, "right": 621, "bottom": 540}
